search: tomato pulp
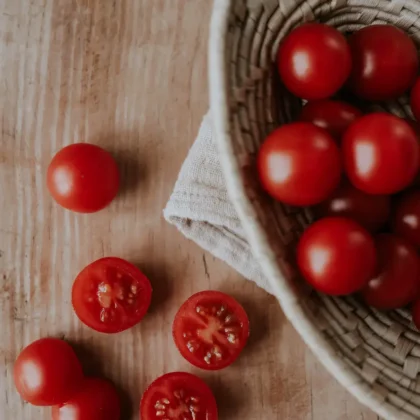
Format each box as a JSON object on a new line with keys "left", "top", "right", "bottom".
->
{"left": 72, "top": 257, "right": 152, "bottom": 333}
{"left": 173, "top": 291, "right": 249, "bottom": 370}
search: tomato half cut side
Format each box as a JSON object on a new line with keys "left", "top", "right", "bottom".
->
{"left": 140, "top": 372, "right": 218, "bottom": 420}
{"left": 72, "top": 257, "right": 152, "bottom": 333}
{"left": 173, "top": 291, "right": 250, "bottom": 370}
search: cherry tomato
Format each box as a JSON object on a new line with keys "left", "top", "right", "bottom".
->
{"left": 411, "top": 300, "right": 420, "bottom": 330}
{"left": 393, "top": 190, "right": 420, "bottom": 249}
{"left": 72, "top": 257, "right": 152, "bottom": 334}
{"left": 299, "top": 100, "right": 362, "bottom": 141}
{"left": 51, "top": 378, "right": 120, "bottom": 420}
{"left": 173, "top": 291, "right": 249, "bottom": 370}
{"left": 14, "top": 338, "right": 83, "bottom": 406}
{"left": 278, "top": 23, "right": 351, "bottom": 100}
{"left": 348, "top": 25, "right": 418, "bottom": 100}
{"left": 361, "top": 234, "right": 420, "bottom": 310}
{"left": 140, "top": 372, "right": 218, "bottom": 420}
{"left": 47, "top": 143, "right": 120, "bottom": 213}
{"left": 297, "top": 217, "right": 376, "bottom": 295}
{"left": 314, "top": 180, "right": 390, "bottom": 232}
{"left": 343, "top": 113, "right": 419, "bottom": 194}
{"left": 257, "top": 122, "right": 341, "bottom": 206}
{"left": 411, "top": 78, "right": 420, "bottom": 121}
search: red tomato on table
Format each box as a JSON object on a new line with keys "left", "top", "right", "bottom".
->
{"left": 140, "top": 372, "right": 218, "bottom": 420}
{"left": 14, "top": 338, "right": 83, "bottom": 406}
{"left": 257, "top": 122, "right": 341, "bottom": 206}
{"left": 51, "top": 378, "right": 120, "bottom": 420}
{"left": 173, "top": 291, "right": 249, "bottom": 370}
{"left": 348, "top": 25, "right": 418, "bottom": 100}
{"left": 361, "top": 235, "right": 420, "bottom": 310}
{"left": 342, "top": 113, "right": 419, "bottom": 194}
{"left": 297, "top": 217, "right": 377, "bottom": 295}
{"left": 278, "top": 23, "right": 351, "bottom": 100}
{"left": 314, "top": 180, "right": 390, "bottom": 232}
{"left": 411, "top": 78, "right": 420, "bottom": 122}
{"left": 72, "top": 257, "right": 152, "bottom": 334}
{"left": 393, "top": 190, "right": 420, "bottom": 249}
{"left": 299, "top": 100, "right": 362, "bottom": 141}
{"left": 47, "top": 143, "right": 120, "bottom": 213}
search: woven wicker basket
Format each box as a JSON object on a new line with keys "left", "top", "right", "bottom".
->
{"left": 209, "top": 1, "right": 420, "bottom": 419}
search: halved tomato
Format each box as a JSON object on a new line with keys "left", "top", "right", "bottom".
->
{"left": 173, "top": 291, "right": 249, "bottom": 370}
{"left": 72, "top": 257, "right": 152, "bottom": 333}
{"left": 140, "top": 372, "right": 218, "bottom": 420}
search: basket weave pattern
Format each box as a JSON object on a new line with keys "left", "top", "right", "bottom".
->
{"left": 210, "top": 1, "right": 420, "bottom": 419}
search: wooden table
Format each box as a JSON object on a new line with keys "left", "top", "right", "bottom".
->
{"left": 0, "top": 1, "right": 379, "bottom": 419}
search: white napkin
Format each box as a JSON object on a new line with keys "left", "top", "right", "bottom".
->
{"left": 164, "top": 113, "right": 271, "bottom": 293}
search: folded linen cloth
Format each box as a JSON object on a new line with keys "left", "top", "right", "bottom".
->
{"left": 163, "top": 113, "right": 272, "bottom": 293}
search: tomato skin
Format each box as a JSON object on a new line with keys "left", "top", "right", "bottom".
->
{"left": 72, "top": 257, "right": 152, "bottom": 334}
{"left": 361, "top": 235, "right": 420, "bottom": 310}
{"left": 258, "top": 123, "right": 341, "bottom": 206}
{"left": 348, "top": 25, "right": 418, "bottom": 100}
{"left": 278, "top": 23, "right": 351, "bottom": 100}
{"left": 47, "top": 143, "right": 120, "bottom": 213}
{"left": 299, "top": 100, "right": 362, "bottom": 141}
{"left": 173, "top": 291, "right": 250, "bottom": 370}
{"left": 51, "top": 378, "right": 120, "bottom": 420}
{"left": 314, "top": 180, "right": 390, "bottom": 232}
{"left": 14, "top": 338, "right": 83, "bottom": 406}
{"left": 140, "top": 372, "right": 218, "bottom": 420}
{"left": 343, "top": 113, "right": 419, "bottom": 194}
{"left": 393, "top": 190, "right": 420, "bottom": 249}
{"left": 297, "top": 217, "right": 377, "bottom": 295}
{"left": 412, "top": 300, "right": 420, "bottom": 330}
{"left": 411, "top": 78, "right": 420, "bottom": 122}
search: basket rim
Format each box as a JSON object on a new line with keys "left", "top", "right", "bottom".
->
{"left": 208, "top": 1, "right": 413, "bottom": 419}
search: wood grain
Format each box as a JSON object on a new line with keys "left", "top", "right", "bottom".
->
{"left": 0, "top": 1, "right": 379, "bottom": 419}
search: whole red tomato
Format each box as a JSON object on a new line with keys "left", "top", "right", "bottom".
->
{"left": 47, "top": 143, "right": 120, "bottom": 213}
{"left": 348, "top": 25, "right": 418, "bottom": 100}
{"left": 14, "top": 338, "right": 83, "bottom": 406}
{"left": 411, "top": 77, "right": 420, "bottom": 121}
{"left": 314, "top": 180, "right": 390, "bottom": 232}
{"left": 278, "top": 23, "right": 351, "bottom": 100}
{"left": 297, "top": 217, "right": 377, "bottom": 295}
{"left": 393, "top": 190, "right": 420, "bottom": 249}
{"left": 361, "top": 235, "right": 420, "bottom": 309}
{"left": 342, "top": 113, "right": 419, "bottom": 194}
{"left": 257, "top": 122, "right": 341, "bottom": 206}
{"left": 299, "top": 100, "right": 362, "bottom": 141}
{"left": 52, "top": 378, "right": 120, "bottom": 420}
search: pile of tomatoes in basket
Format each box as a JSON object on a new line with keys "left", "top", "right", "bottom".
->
{"left": 259, "top": 22, "right": 420, "bottom": 323}
{"left": 14, "top": 135, "right": 251, "bottom": 416}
